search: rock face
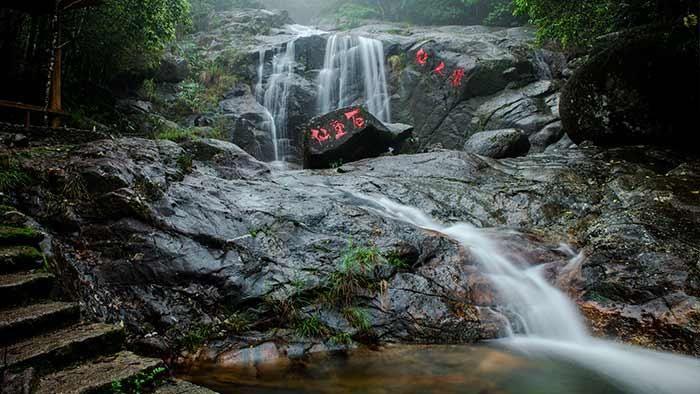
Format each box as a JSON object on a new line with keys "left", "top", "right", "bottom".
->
{"left": 218, "top": 84, "right": 275, "bottom": 160}
{"left": 463, "top": 129, "right": 530, "bottom": 158}
{"left": 155, "top": 54, "right": 190, "bottom": 83}
{"left": 11, "top": 138, "right": 700, "bottom": 357}
{"left": 350, "top": 24, "right": 564, "bottom": 153}
{"left": 561, "top": 26, "right": 700, "bottom": 148}
{"left": 302, "top": 106, "right": 412, "bottom": 168}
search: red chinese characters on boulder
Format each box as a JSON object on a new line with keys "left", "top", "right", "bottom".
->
{"left": 345, "top": 108, "right": 366, "bottom": 129}
{"left": 416, "top": 48, "right": 429, "bottom": 66}
{"left": 433, "top": 61, "right": 446, "bottom": 76}
{"left": 308, "top": 107, "right": 368, "bottom": 146}
{"left": 330, "top": 119, "right": 347, "bottom": 140}
{"left": 310, "top": 127, "right": 331, "bottom": 144}
{"left": 450, "top": 67, "right": 465, "bottom": 88}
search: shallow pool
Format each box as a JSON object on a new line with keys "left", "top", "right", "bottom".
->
{"left": 179, "top": 344, "right": 630, "bottom": 394}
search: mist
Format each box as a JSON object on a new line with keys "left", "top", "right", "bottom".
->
{"left": 260, "top": 0, "right": 327, "bottom": 24}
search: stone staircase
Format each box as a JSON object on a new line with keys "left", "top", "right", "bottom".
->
{"left": 0, "top": 213, "right": 215, "bottom": 393}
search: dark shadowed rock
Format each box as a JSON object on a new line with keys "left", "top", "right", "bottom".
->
{"left": 155, "top": 54, "right": 190, "bottom": 83}
{"left": 561, "top": 26, "right": 699, "bottom": 148}
{"left": 529, "top": 121, "right": 564, "bottom": 154}
{"left": 302, "top": 106, "right": 413, "bottom": 168}
{"left": 464, "top": 129, "right": 530, "bottom": 158}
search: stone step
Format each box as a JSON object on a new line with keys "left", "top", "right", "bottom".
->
{"left": 0, "top": 226, "right": 43, "bottom": 246}
{"left": 0, "top": 245, "right": 43, "bottom": 273}
{"left": 0, "top": 271, "right": 54, "bottom": 307}
{"left": 35, "top": 351, "right": 165, "bottom": 394}
{"left": 155, "top": 380, "right": 219, "bottom": 394}
{"left": 0, "top": 323, "right": 124, "bottom": 372}
{"left": 0, "top": 301, "right": 80, "bottom": 344}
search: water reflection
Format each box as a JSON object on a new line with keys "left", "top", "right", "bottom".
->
{"left": 180, "top": 345, "right": 626, "bottom": 394}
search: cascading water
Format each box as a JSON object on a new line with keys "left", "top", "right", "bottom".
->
{"left": 317, "top": 34, "right": 391, "bottom": 122}
{"left": 257, "top": 25, "right": 323, "bottom": 164}
{"left": 350, "top": 194, "right": 700, "bottom": 394}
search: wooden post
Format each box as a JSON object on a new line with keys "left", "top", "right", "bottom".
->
{"left": 49, "top": 10, "right": 62, "bottom": 128}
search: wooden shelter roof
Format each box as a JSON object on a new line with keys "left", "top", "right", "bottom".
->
{"left": 2, "top": 0, "right": 101, "bottom": 15}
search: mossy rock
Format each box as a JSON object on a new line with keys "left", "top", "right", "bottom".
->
{"left": 0, "top": 226, "right": 43, "bottom": 246}
{"left": 0, "top": 245, "right": 43, "bottom": 272}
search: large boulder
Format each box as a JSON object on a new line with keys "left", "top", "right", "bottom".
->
{"left": 561, "top": 26, "right": 700, "bottom": 148}
{"left": 463, "top": 129, "right": 530, "bottom": 158}
{"left": 219, "top": 85, "right": 275, "bottom": 161}
{"left": 302, "top": 106, "right": 413, "bottom": 168}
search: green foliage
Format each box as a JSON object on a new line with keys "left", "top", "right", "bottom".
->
{"left": 326, "top": 242, "right": 382, "bottom": 306}
{"left": 326, "top": 0, "right": 523, "bottom": 26}
{"left": 177, "top": 154, "right": 194, "bottom": 174}
{"left": 64, "top": 0, "right": 191, "bottom": 85}
{"left": 294, "top": 315, "right": 330, "bottom": 338}
{"left": 513, "top": 0, "right": 698, "bottom": 47}
{"left": 329, "top": 332, "right": 354, "bottom": 345}
{"left": 178, "top": 325, "right": 214, "bottom": 351}
{"left": 111, "top": 366, "right": 168, "bottom": 394}
{"left": 343, "top": 307, "right": 372, "bottom": 332}
{"left": 0, "top": 157, "right": 31, "bottom": 194}
{"left": 223, "top": 311, "right": 253, "bottom": 333}
{"left": 139, "top": 79, "right": 158, "bottom": 102}
{"left": 385, "top": 252, "right": 409, "bottom": 269}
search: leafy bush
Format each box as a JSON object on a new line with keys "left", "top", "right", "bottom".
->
{"left": 513, "top": 0, "right": 698, "bottom": 47}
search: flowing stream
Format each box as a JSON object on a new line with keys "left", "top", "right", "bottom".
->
{"left": 354, "top": 195, "right": 700, "bottom": 394}
{"left": 317, "top": 34, "right": 391, "bottom": 122}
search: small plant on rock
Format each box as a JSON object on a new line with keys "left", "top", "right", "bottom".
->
{"left": 294, "top": 315, "right": 329, "bottom": 338}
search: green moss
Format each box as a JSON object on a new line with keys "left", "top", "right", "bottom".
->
{"left": 0, "top": 245, "right": 42, "bottom": 261}
{"left": 0, "top": 226, "right": 43, "bottom": 245}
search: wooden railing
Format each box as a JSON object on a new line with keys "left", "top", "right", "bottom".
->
{"left": 0, "top": 100, "right": 66, "bottom": 129}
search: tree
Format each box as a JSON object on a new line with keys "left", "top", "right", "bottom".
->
{"left": 513, "top": 0, "right": 699, "bottom": 47}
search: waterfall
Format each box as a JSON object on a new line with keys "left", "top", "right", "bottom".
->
{"left": 257, "top": 25, "right": 323, "bottom": 164}
{"left": 261, "top": 41, "right": 295, "bottom": 163}
{"left": 317, "top": 34, "right": 391, "bottom": 123}
{"left": 349, "top": 194, "right": 700, "bottom": 394}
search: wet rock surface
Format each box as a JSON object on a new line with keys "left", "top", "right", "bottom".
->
{"left": 9, "top": 138, "right": 700, "bottom": 357}
{"left": 463, "top": 129, "right": 530, "bottom": 159}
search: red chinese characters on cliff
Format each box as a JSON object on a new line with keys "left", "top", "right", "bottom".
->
{"left": 308, "top": 108, "right": 367, "bottom": 146}
{"left": 450, "top": 67, "right": 465, "bottom": 88}
{"left": 416, "top": 48, "right": 429, "bottom": 66}
{"left": 415, "top": 46, "right": 466, "bottom": 89}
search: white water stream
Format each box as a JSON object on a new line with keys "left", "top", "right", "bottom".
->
{"left": 354, "top": 195, "right": 700, "bottom": 394}
{"left": 317, "top": 34, "right": 391, "bottom": 122}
